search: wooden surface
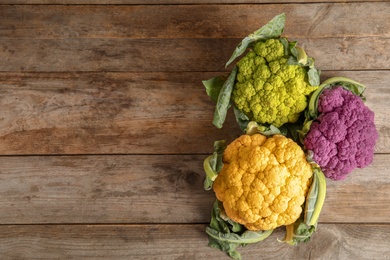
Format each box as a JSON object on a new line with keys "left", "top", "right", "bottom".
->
{"left": 0, "top": 2, "right": 389, "bottom": 259}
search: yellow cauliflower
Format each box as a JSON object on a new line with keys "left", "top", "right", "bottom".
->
{"left": 232, "top": 39, "right": 317, "bottom": 127}
{"left": 213, "top": 134, "right": 313, "bottom": 231}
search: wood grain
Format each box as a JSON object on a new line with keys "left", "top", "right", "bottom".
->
{"left": 1, "top": 37, "right": 389, "bottom": 72}
{"left": 0, "top": 71, "right": 388, "bottom": 155}
{"left": 0, "top": 2, "right": 389, "bottom": 259}
{"left": 0, "top": 224, "right": 389, "bottom": 259}
{"left": 0, "top": 154, "right": 387, "bottom": 224}
{"left": 1, "top": 4, "right": 389, "bottom": 39}
{"left": 0, "top": 154, "right": 212, "bottom": 224}
{"left": 0, "top": 0, "right": 383, "bottom": 4}
{"left": 1, "top": 4, "right": 389, "bottom": 72}
{"left": 0, "top": 72, "right": 242, "bottom": 155}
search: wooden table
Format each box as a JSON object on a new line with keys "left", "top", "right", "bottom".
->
{"left": 0, "top": 1, "right": 389, "bottom": 259}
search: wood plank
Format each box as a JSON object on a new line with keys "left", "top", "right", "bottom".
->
{"left": 0, "top": 3, "right": 387, "bottom": 260}
{"left": 1, "top": 4, "right": 389, "bottom": 39}
{"left": 0, "top": 71, "right": 387, "bottom": 155}
{"left": 320, "top": 154, "right": 390, "bottom": 223}
{"left": 0, "top": 72, "right": 242, "bottom": 155}
{"left": 0, "top": 154, "right": 214, "bottom": 224}
{"left": 1, "top": 4, "right": 390, "bottom": 72}
{"left": 0, "top": 154, "right": 387, "bottom": 224}
{"left": 0, "top": 224, "right": 389, "bottom": 259}
{"left": 0, "top": 37, "right": 388, "bottom": 72}
{"left": 0, "top": 0, "right": 383, "bottom": 4}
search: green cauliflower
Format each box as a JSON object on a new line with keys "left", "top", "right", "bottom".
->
{"left": 232, "top": 39, "right": 317, "bottom": 127}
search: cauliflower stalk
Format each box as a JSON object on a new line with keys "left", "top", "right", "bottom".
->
{"left": 302, "top": 77, "right": 378, "bottom": 181}
{"left": 202, "top": 13, "right": 320, "bottom": 130}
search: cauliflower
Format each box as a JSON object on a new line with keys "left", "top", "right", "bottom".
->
{"left": 304, "top": 85, "right": 378, "bottom": 181}
{"left": 232, "top": 38, "right": 318, "bottom": 127}
{"left": 203, "top": 13, "right": 320, "bottom": 129}
{"left": 213, "top": 134, "right": 313, "bottom": 231}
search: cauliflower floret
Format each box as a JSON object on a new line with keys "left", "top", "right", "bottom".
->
{"left": 304, "top": 86, "right": 378, "bottom": 180}
{"left": 253, "top": 39, "right": 285, "bottom": 62}
{"left": 232, "top": 39, "right": 317, "bottom": 127}
{"left": 213, "top": 134, "right": 313, "bottom": 231}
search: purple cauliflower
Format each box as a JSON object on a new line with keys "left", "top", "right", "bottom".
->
{"left": 304, "top": 86, "right": 378, "bottom": 180}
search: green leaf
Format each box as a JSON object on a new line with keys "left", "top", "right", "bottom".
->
{"left": 211, "top": 200, "right": 244, "bottom": 234}
{"left": 225, "top": 13, "right": 286, "bottom": 68}
{"left": 206, "top": 227, "right": 273, "bottom": 245}
{"left": 286, "top": 56, "right": 299, "bottom": 65}
{"left": 295, "top": 46, "right": 308, "bottom": 65}
{"left": 245, "top": 121, "right": 260, "bottom": 135}
{"left": 280, "top": 37, "right": 320, "bottom": 88}
{"left": 203, "top": 76, "right": 226, "bottom": 103}
{"left": 207, "top": 201, "right": 244, "bottom": 259}
{"left": 321, "top": 76, "right": 366, "bottom": 100}
{"left": 228, "top": 219, "right": 244, "bottom": 233}
{"left": 203, "top": 155, "right": 218, "bottom": 190}
{"left": 279, "top": 122, "right": 303, "bottom": 143}
{"left": 304, "top": 171, "right": 319, "bottom": 225}
{"left": 282, "top": 218, "right": 316, "bottom": 246}
{"left": 306, "top": 57, "right": 316, "bottom": 69}
{"left": 203, "top": 177, "right": 214, "bottom": 192}
{"left": 290, "top": 46, "right": 298, "bottom": 59}
{"left": 210, "top": 140, "right": 227, "bottom": 173}
{"left": 208, "top": 237, "right": 242, "bottom": 260}
{"left": 308, "top": 67, "right": 320, "bottom": 86}
{"left": 206, "top": 200, "right": 273, "bottom": 259}
{"left": 213, "top": 66, "right": 238, "bottom": 128}
{"left": 258, "top": 124, "right": 282, "bottom": 136}
{"left": 306, "top": 84, "right": 326, "bottom": 119}
{"left": 203, "top": 141, "right": 227, "bottom": 190}
{"left": 296, "top": 119, "right": 313, "bottom": 144}
{"left": 233, "top": 107, "right": 250, "bottom": 132}
{"left": 304, "top": 168, "right": 327, "bottom": 227}
{"left": 227, "top": 249, "right": 242, "bottom": 260}
{"left": 211, "top": 200, "right": 230, "bottom": 233}
{"left": 279, "top": 37, "right": 289, "bottom": 56}
{"left": 245, "top": 121, "right": 282, "bottom": 136}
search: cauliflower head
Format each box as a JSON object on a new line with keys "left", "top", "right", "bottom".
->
{"left": 232, "top": 39, "right": 317, "bottom": 127}
{"left": 213, "top": 134, "right": 313, "bottom": 231}
{"left": 304, "top": 86, "right": 378, "bottom": 181}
